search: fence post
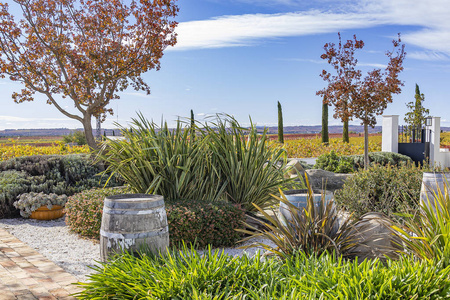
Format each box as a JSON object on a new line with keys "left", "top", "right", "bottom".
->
{"left": 382, "top": 115, "right": 399, "bottom": 153}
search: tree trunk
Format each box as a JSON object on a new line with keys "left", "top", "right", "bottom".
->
{"left": 364, "top": 122, "right": 369, "bottom": 170}
{"left": 343, "top": 120, "right": 349, "bottom": 143}
{"left": 82, "top": 114, "right": 98, "bottom": 151}
{"left": 322, "top": 100, "right": 329, "bottom": 144}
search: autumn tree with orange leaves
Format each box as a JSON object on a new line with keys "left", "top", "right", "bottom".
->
{"left": 0, "top": 0, "right": 178, "bottom": 149}
{"left": 317, "top": 33, "right": 406, "bottom": 169}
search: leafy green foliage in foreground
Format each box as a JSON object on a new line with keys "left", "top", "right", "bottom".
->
{"left": 76, "top": 247, "right": 450, "bottom": 299}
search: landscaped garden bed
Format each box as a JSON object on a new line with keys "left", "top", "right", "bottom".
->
{"left": 2, "top": 114, "right": 450, "bottom": 299}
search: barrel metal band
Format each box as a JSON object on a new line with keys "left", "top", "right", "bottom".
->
{"left": 100, "top": 226, "right": 168, "bottom": 240}
{"left": 104, "top": 199, "right": 165, "bottom": 209}
{"left": 102, "top": 207, "right": 166, "bottom": 215}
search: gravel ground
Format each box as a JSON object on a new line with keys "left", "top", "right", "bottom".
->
{"left": 0, "top": 216, "right": 274, "bottom": 282}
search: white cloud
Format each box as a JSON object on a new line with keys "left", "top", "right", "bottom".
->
{"left": 122, "top": 92, "right": 151, "bottom": 98}
{"left": 173, "top": 11, "right": 379, "bottom": 50}
{"left": 171, "top": 0, "right": 450, "bottom": 60}
{"left": 408, "top": 51, "right": 450, "bottom": 61}
{"left": 358, "top": 62, "right": 388, "bottom": 69}
{"left": 0, "top": 115, "right": 32, "bottom": 122}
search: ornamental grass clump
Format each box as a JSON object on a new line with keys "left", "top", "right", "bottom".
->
{"left": 98, "top": 113, "right": 225, "bottom": 202}
{"left": 13, "top": 192, "right": 67, "bottom": 218}
{"left": 202, "top": 114, "right": 289, "bottom": 212}
{"left": 75, "top": 246, "right": 450, "bottom": 299}
{"left": 392, "top": 180, "right": 450, "bottom": 267}
{"left": 239, "top": 176, "right": 369, "bottom": 260}
{"left": 98, "top": 113, "right": 291, "bottom": 213}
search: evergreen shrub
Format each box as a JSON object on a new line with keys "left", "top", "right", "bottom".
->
{"left": 0, "top": 154, "right": 122, "bottom": 218}
{"left": 348, "top": 151, "right": 413, "bottom": 169}
{"left": 314, "top": 150, "right": 354, "bottom": 173}
{"left": 334, "top": 163, "right": 422, "bottom": 219}
{"left": 65, "top": 188, "right": 246, "bottom": 248}
{"left": 166, "top": 199, "right": 245, "bottom": 248}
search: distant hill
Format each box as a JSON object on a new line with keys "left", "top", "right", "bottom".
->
{"left": 0, "top": 128, "right": 121, "bottom": 137}
{"left": 0, "top": 125, "right": 448, "bottom": 137}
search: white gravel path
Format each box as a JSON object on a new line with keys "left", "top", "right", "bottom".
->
{"left": 0, "top": 216, "right": 274, "bottom": 282}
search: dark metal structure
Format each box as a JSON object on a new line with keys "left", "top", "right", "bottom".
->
{"left": 398, "top": 125, "right": 431, "bottom": 165}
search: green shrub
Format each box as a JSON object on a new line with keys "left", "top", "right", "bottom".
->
{"left": 166, "top": 199, "right": 245, "bottom": 248}
{"left": 66, "top": 188, "right": 245, "bottom": 247}
{"left": 0, "top": 171, "right": 33, "bottom": 218}
{"left": 0, "top": 154, "right": 123, "bottom": 218}
{"left": 62, "top": 130, "right": 87, "bottom": 145}
{"left": 334, "top": 163, "right": 423, "bottom": 219}
{"left": 314, "top": 150, "right": 354, "bottom": 173}
{"left": 348, "top": 151, "right": 413, "bottom": 169}
{"left": 75, "top": 248, "right": 450, "bottom": 299}
{"left": 65, "top": 187, "right": 129, "bottom": 238}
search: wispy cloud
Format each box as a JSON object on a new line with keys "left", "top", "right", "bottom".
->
{"left": 173, "top": 11, "right": 379, "bottom": 50}
{"left": 408, "top": 51, "right": 450, "bottom": 61}
{"left": 121, "top": 92, "right": 151, "bottom": 98}
{"left": 172, "top": 0, "right": 450, "bottom": 60}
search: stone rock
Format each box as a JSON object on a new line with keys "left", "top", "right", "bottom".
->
{"left": 304, "top": 169, "right": 352, "bottom": 192}
{"left": 351, "top": 212, "right": 402, "bottom": 261}
{"left": 284, "top": 159, "right": 305, "bottom": 179}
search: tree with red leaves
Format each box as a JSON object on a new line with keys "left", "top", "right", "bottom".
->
{"left": 0, "top": 0, "right": 178, "bottom": 149}
{"left": 317, "top": 33, "right": 406, "bottom": 169}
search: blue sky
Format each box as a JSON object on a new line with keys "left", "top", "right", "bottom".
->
{"left": 1, "top": 0, "right": 450, "bottom": 130}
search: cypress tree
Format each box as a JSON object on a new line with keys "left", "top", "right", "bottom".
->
{"left": 322, "top": 97, "right": 329, "bottom": 144}
{"left": 190, "top": 109, "right": 195, "bottom": 142}
{"left": 277, "top": 101, "right": 284, "bottom": 143}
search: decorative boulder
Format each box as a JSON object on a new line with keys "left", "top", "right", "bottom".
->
{"left": 284, "top": 159, "right": 305, "bottom": 179}
{"left": 304, "top": 169, "right": 352, "bottom": 192}
{"left": 351, "top": 212, "right": 402, "bottom": 261}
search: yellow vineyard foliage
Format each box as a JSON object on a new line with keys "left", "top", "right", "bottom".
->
{"left": 0, "top": 139, "right": 90, "bottom": 162}
{"left": 271, "top": 135, "right": 382, "bottom": 158}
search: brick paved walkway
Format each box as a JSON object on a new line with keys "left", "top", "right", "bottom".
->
{"left": 0, "top": 228, "right": 83, "bottom": 300}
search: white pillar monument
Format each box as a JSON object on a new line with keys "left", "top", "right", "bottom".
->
{"left": 382, "top": 115, "right": 399, "bottom": 153}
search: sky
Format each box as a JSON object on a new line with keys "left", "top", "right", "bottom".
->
{"left": 1, "top": 0, "right": 450, "bottom": 130}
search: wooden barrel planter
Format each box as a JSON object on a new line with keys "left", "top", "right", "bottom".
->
{"left": 100, "top": 194, "right": 169, "bottom": 262}
{"left": 420, "top": 172, "right": 450, "bottom": 212}
{"left": 30, "top": 205, "right": 64, "bottom": 220}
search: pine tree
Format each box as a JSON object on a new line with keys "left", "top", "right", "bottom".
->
{"left": 277, "top": 101, "right": 284, "bottom": 144}
{"left": 322, "top": 97, "right": 329, "bottom": 144}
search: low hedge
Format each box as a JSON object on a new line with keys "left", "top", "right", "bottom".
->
{"left": 348, "top": 151, "right": 413, "bottom": 169}
{"left": 315, "top": 151, "right": 413, "bottom": 174}
{"left": 65, "top": 188, "right": 246, "bottom": 248}
{"left": 0, "top": 154, "right": 123, "bottom": 218}
{"left": 166, "top": 199, "right": 245, "bottom": 248}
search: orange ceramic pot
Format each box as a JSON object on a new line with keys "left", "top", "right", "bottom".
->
{"left": 30, "top": 205, "right": 64, "bottom": 220}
